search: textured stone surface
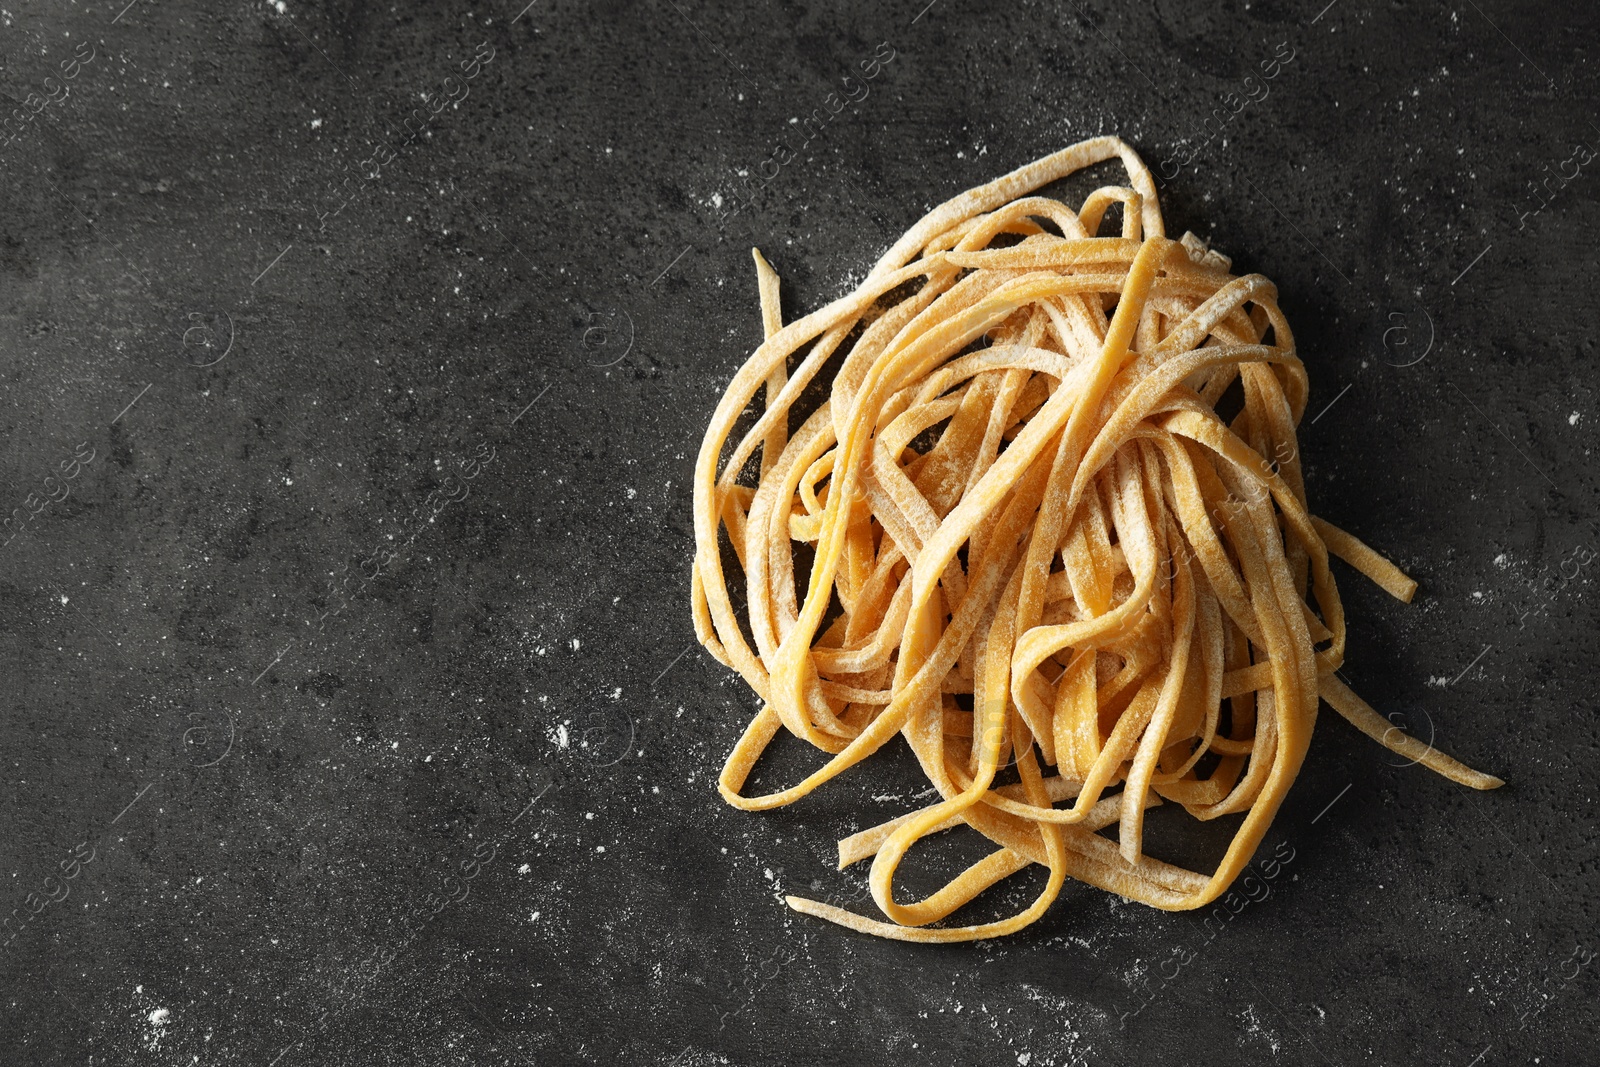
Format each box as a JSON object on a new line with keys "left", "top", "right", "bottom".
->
{"left": 1, "top": 1, "right": 1596, "bottom": 1064}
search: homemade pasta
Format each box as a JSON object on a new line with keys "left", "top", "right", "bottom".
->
{"left": 690, "top": 136, "right": 1501, "bottom": 942}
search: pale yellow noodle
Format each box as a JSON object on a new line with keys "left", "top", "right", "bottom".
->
{"left": 692, "top": 137, "right": 1502, "bottom": 942}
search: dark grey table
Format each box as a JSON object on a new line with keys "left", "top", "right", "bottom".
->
{"left": 2, "top": 2, "right": 1594, "bottom": 1064}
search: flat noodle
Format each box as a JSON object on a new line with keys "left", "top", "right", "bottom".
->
{"left": 691, "top": 136, "right": 1502, "bottom": 942}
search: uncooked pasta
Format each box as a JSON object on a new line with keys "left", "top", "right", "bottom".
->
{"left": 690, "top": 136, "right": 1500, "bottom": 942}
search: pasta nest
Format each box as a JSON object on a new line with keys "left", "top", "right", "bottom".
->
{"left": 691, "top": 136, "right": 1499, "bottom": 942}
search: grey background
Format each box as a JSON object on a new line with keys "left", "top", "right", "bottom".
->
{"left": 1, "top": 0, "right": 1596, "bottom": 1064}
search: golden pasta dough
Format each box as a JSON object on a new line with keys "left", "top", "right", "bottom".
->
{"left": 691, "top": 136, "right": 1500, "bottom": 942}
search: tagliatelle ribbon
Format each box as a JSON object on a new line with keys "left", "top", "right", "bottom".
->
{"left": 691, "top": 136, "right": 1502, "bottom": 942}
